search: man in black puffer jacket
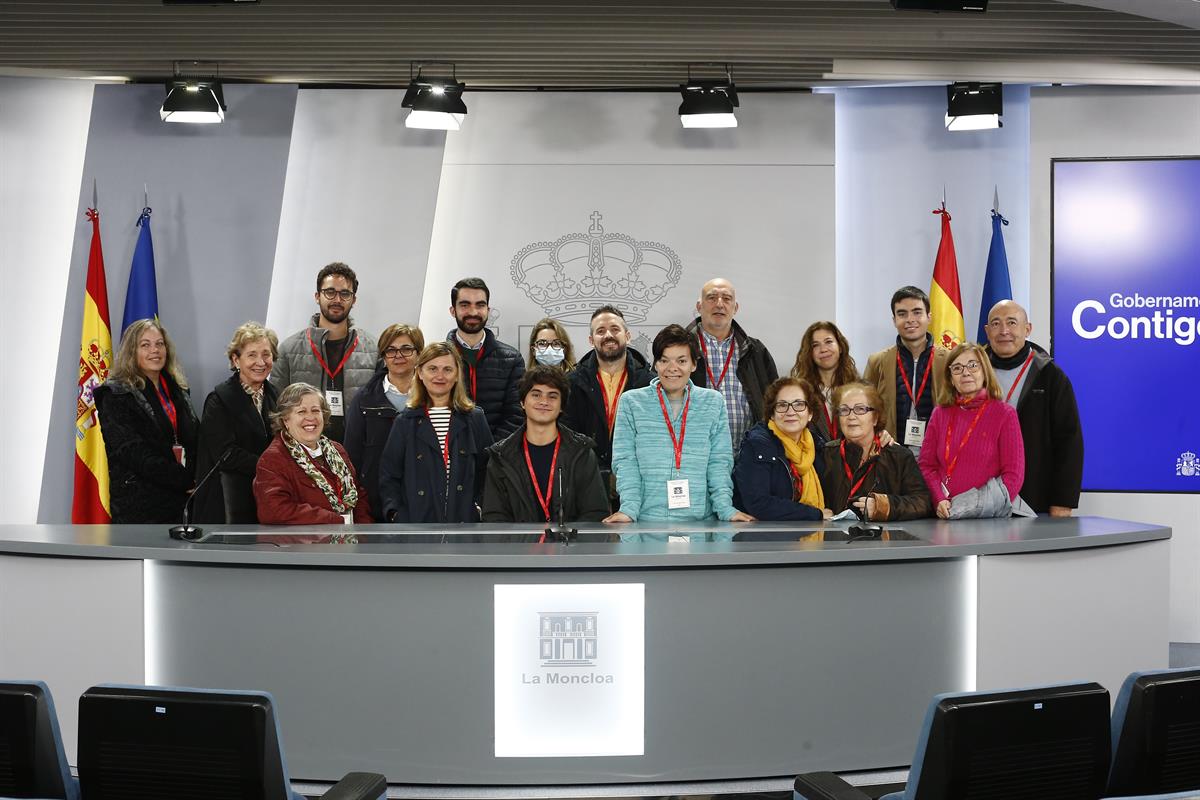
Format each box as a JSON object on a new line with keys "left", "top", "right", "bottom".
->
{"left": 482, "top": 365, "right": 610, "bottom": 523}
{"left": 446, "top": 277, "right": 525, "bottom": 440}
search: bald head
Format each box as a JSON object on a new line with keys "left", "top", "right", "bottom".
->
{"left": 697, "top": 278, "right": 739, "bottom": 339}
{"left": 986, "top": 300, "right": 1033, "bottom": 357}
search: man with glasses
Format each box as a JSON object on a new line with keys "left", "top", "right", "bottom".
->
{"left": 271, "top": 262, "right": 377, "bottom": 442}
{"left": 447, "top": 277, "right": 524, "bottom": 440}
{"left": 863, "top": 286, "right": 949, "bottom": 453}
{"left": 686, "top": 278, "right": 778, "bottom": 455}
{"left": 984, "top": 300, "right": 1083, "bottom": 516}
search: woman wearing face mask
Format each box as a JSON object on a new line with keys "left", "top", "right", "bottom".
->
{"left": 192, "top": 322, "right": 280, "bottom": 523}
{"left": 526, "top": 318, "right": 576, "bottom": 373}
{"left": 733, "top": 377, "right": 830, "bottom": 521}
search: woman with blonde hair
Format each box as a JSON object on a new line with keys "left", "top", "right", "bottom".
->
{"left": 377, "top": 342, "right": 493, "bottom": 522}
{"left": 526, "top": 317, "right": 577, "bottom": 372}
{"left": 791, "top": 321, "right": 859, "bottom": 447}
{"left": 94, "top": 318, "right": 199, "bottom": 523}
{"left": 192, "top": 321, "right": 280, "bottom": 523}
{"left": 344, "top": 323, "right": 425, "bottom": 520}
{"left": 918, "top": 343, "right": 1025, "bottom": 519}
{"left": 253, "top": 382, "right": 371, "bottom": 525}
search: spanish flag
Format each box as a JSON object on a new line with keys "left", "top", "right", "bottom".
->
{"left": 72, "top": 207, "right": 113, "bottom": 523}
{"left": 929, "top": 205, "right": 966, "bottom": 352}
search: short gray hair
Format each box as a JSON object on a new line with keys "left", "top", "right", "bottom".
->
{"left": 270, "top": 382, "right": 331, "bottom": 435}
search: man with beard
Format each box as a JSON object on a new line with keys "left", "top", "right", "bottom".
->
{"left": 446, "top": 277, "right": 524, "bottom": 439}
{"left": 685, "top": 278, "right": 778, "bottom": 455}
{"left": 271, "top": 262, "right": 378, "bottom": 442}
{"left": 984, "top": 299, "right": 1083, "bottom": 516}
{"left": 562, "top": 305, "right": 652, "bottom": 500}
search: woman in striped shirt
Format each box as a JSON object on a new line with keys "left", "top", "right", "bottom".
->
{"left": 377, "top": 342, "right": 493, "bottom": 523}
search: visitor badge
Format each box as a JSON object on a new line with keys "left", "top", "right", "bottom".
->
{"left": 172, "top": 444, "right": 185, "bottom": 466}
{"left": 666, "top": 478, "right": 690, "bottom": 509}
{"left": 341, "top": 512, "right": 353, "bottom": 525}
{"left": 326, "top": 389, "right": 344, "bottom": 416}
{"left": 904, "top": 418, "right": 927, "bottom": 448}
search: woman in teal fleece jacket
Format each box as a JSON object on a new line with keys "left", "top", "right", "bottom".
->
{"left": 604, "top": 324, "right": 754, "bottom": 523}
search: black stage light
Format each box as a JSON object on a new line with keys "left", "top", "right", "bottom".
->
{"left": 946, "top": 81, "right": 1003, "bottom": 130}
{"left": 402, "top": 63, "right": 468, "bottom": 130}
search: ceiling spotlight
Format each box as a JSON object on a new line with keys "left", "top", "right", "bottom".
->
{"left": 945, "top": 81, "right": 1003, "bottom": 131}
{"left": 679, "top": 65, "right": 739, "bottom": 129}
{"left": 160, "top": 61, "right": 225, "bottom": 123}
{"left": 402, "top": 62, "right": 467, "bottom": 131}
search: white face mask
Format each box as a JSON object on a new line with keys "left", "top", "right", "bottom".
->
{"left": 535, "top": 348, "right": 566, "bottom": 367}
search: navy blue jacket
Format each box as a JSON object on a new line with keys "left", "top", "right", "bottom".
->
{"left": 377, "top": 405, "right": 493, "bottom": 523}
{"left": 343, "top": 367, "right": 404, "bottom": 521}
{"left": 446, "top": 328, "right": 525, "bottom": 440}
{"left": 733, "top": 422, "right": 825, "bottom": 521}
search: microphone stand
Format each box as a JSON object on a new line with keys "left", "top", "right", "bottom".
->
{"left": 544, "top": 465, "right": 577, "bottom": 544}
{"left": 169, "top": 446, "right": 233, "bottom": 541}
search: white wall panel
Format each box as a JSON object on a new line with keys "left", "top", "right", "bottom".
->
{"left": 0, "top": 77, "right": 95, "bottom": 524}
{"left": 419, "top": 92, "right": 834, "bottom": 368}
{"left": 267, "top": 89, "right": 447, "bottom": 342}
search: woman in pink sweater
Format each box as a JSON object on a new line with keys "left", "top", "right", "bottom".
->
{"left": 918, "top": 342, "right": 1024, "bottom": 519}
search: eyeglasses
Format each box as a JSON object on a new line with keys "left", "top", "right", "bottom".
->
{"left": 319, "top": 288, "right": 355, "bottom": 301}
{"left": 383, "top": 345, "right": 418, "bottom": 359}
{"left": 836, "top": 404, "right": 875, "bottom": 417}
{"left": 534, "top": 340, "right": 565, "bottom": 352}
{"left": 949, "top": 360, "right": 982, "bottom": 376}
{"left": 773, "top": 400, "right": 809, "bottom": 414}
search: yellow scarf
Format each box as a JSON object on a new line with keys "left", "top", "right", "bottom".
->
{"left": 768, "top": 420, "right": 825, "bottom": 509}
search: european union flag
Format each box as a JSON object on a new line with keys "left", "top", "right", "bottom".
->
{"left": 976, "top": 209, "right": 1013, "bottom": 344}
{"left": 121, "top": 207, "right": 159, "bottom": 335}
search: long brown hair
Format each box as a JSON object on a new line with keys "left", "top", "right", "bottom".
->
{"left": 108, "top": 318, "right": 189, "bottom": 390}
{"left": 791, "top": 321, "right": 858, "bottom": 391}
{"left": 407, "top": 342, "right": 476, "bottom": 412}
{"left": 526, "top": 318, "right": 577, "bottom": 371}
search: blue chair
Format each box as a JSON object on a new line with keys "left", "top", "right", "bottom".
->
{"left": 0, "top": 680, "right": 78, "bottom": 800}
{"left": 1106, "top": 667, "right": 1200, "bottom": 799}
{"left": 794, "top": 682, "right": 1111, "bottom": 800}
{"left": 77, "top": 684, "right": 386, "bottom": 800}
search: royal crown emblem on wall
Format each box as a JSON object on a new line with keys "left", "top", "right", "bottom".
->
{"left": 510, "top": 211, "right": 683, "bottom": 323}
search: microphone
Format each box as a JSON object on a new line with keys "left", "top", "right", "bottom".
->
{"left": 544, "top": 464, "right": 577, "bottom": 544}
{"left": 169, "top": 445, "right": 234, "bottom": 541}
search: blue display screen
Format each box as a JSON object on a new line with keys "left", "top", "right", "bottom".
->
{"left": 1052, "top": 157, "right": 1200, "bottom": 492}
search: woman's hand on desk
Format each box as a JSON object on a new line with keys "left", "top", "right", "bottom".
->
{"left": 936, "top": 499, "right": 951, "bottom": 519}
{"left": 603, "top": 511, "right": 633, "bottom": 524}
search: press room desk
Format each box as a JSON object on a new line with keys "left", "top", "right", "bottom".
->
{"left": 0, "top": 518, "right": 1171, "bottom": 788}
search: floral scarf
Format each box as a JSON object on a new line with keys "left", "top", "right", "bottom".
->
{"left": 281, "top": 433, "right": 359, "bottom": 514}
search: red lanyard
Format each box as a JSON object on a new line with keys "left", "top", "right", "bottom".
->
{"left": 840, "top": 436, "right": 880, "bottom": 498}
{"left": 597, "top": 369, "right": 628, "bottom": 432}
{"left": 821, "top": 396, "right": 838, "bottom": 439}
{"left": 1004, "top": 350, "right": 1036, "bottom": 404}
{"left": 655, "top": 384, "right": 690, "bottom": 471}
{"left": 425, "top": 407, "right": 452, "bottom": 469}
{"left": 943, "top": 400, "right": 990, "bottom": 488}
{"left": 788, "top": 463, "right": 804, "bottom": 500}
{"left": 896, "top": 348, "right": 934, "bottom": 410}
{"left": 153, "top": 375, "right": 178, "bottom": 436}
{"left": 523, "top": 434, "right": 562, "bottom": 522}
{"left": 306, "top": 330, "right": 359, "bottom": 382}
{"left": 698, "top": 334, "right": 736, "bottom": 391}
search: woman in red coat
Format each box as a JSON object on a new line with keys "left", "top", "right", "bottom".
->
{"left": 254, "top": 382, "right": 372, "bottom": 525}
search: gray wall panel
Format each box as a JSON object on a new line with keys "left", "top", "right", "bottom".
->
{"left": 39, "top": 83, "right": 297, "bottom": 522}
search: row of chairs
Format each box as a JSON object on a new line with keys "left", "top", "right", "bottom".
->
{"left": 795, "top": 667, "right": 1200, "bottom": 800}
{"left": 0, "top": 681, "right": 387, "bottom": 800}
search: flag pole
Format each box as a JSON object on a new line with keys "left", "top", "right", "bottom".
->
{"left": 993, "top": 185, "right": 1000, "bottom": 215}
